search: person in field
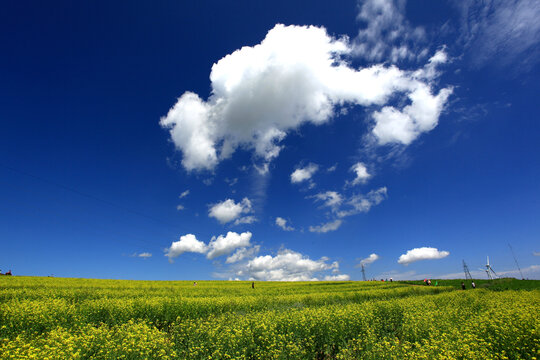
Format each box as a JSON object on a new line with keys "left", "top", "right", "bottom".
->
{"left": 252, "top": 282, "right": 255, "bottom": 289}
{"left": 461, "top": 281, "right": 466, "bottom": 290}
{"left": 471, "top": 281, "right": 476, "bottom": 289}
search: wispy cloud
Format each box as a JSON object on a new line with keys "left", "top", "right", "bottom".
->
{"left": 337, "top": 187, "right": 388, "bottom": 218}
{"left": 457, "top": 0, "right": 540, "bottom": 72}
{"left": 309, "top": 219, "right": 343, "bottom": 233}
{"left": 310, "top": 191, "right": 343, "bottom": 211}
{"left": 353, "top": 0, "right": 428, "bottom": 63}
{"left": 275, "top": 217, "right": 294, "bottom": 231}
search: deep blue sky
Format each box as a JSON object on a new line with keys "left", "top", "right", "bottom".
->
{"left": 1, "top": 0, "right": 539, "bottom": 280}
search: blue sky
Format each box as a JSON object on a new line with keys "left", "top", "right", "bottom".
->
{"left": 1, "top": 0, "right": 539, "bottom": 280}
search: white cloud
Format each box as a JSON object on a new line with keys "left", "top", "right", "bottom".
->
{"left": 226, "top": 245, "right": 260, "bottom": 264}
{"left": 207, "top": 231, "right": 252, "bottom": 259}
{"left": 233, "top": 215, "right": 257, "bottom": 226}
{"left": 337, "top": 187, "right": 387, "bottom": 218}
{"left": 359, "top": 253, "right": 379, "bottom": 266}
{"left": 160, "top": 24, "right": 452, "bottom": 172}
{"left": 176, "top": 204, "right": 185, "bottom": 211}
{"left": 179, "top": 190, "right": 190, "bottom": 199}
{"left": 130, "top": 252, "right": 152, "bottom": 259}
{"left": 309, "top": 219, "right": 343, "bottom": 233}
{"left": 165, "top": 234, "right": 207, "bottom": 262}
{"left": 208, "top": 198, "right": 254, "bottom": 225}
{"left": 350, "top": 162, "right": 371, "bottom": 185}
{"left": 291, "top": 163, "right": 319, "bottom": 184}
{"left": 245, "top": 249, "right": 341, "bottom": 281}
{"left": 457, "top": 0, "right": 540, "bottom": 71}
{"left": 534, "top": 252, "right": 540, "bottom": 256}
{"left": 372, "top": 85, "right": 452, "bottom": 145}
{"left": 308, "top": 187, "right": 386, "bottom": 232}
{"left": 398, "top": 247, "right": 450, "bottom": 265}
{"left": 353, "top": 0, "right": 428, "bottom": 63}
{"left": 311, "top": 191, "right": 343, "bottom": 210}
{"left": 276, "top": 217, "right": 294, "bottom": 231}
{"left": 327, "top": 164, "right": 338, "bottom": 172}
{"left": 324, "top": 274, "right": 350, "bottom": 281}
{"left": 166, "top": 232, "right": 254, "bottom": 262}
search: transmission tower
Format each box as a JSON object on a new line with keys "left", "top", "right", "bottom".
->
{"left": 463, "top": 260, "right": 473, "bottom": 280}
{"left": 361, "top": 264, "right": 367, "bottom": 281}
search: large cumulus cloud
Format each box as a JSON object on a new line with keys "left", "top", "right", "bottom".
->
{"left": 160, "top": 24, "right": 452, "bottom": 172}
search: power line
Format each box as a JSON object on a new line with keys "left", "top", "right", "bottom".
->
{"left": 508, "top": 243, "right": 524, "bottom": 280}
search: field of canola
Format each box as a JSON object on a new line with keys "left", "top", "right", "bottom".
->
{"left": 1, "top": 277, "right": 539, "bottom": 359}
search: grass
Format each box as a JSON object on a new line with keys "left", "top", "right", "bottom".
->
{"left": 399, "top": 277, "right": 540, "bottom": 290}
{"left": 1, "top": 276, "right": 538, "bottom": 359}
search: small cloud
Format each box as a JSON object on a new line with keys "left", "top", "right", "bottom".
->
{"left": 291, "top": 163, "right": 319, "bottom": 184}
{"left": 275, "top": 217, "right": 294, "bottom": 231}
{"left": 357, "top": 253, "right": 379, "bottom": 267}
{"left": 327, "top": 164, "right": 338, "bottom": 172}
{"left": 130, "top": 252, "right": 152, "bottom": 259}
{"left": 165, "top": 234, "right": 207, "bottom": 262}
{"left": 398, "top": 247, "right": 450, "bottom": 265}
{"left": 208, "top": 198, "right": 254, "bottom": 225}
{"left": 233, "top": 216, "right": 257, "bottom": 226}
{"left": 309, "top": 219, "right": 343, "bottom": 233}
{"left": 179, "top": 190, "right": 190, "bottom": 199}
{"left": 225, "top": 178, "right": 238, "bottom": 187}
{"left": 176, "top": 204, "right": 185, "bottom": 211}
{"left": 534, "top": 251, "right": 540, "bottom": 256}
{"left": 349, "top": 162, "right": 371, "bottom": 185}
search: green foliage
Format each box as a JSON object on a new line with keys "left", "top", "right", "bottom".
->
{"left": 1, "top": 277, "right": 539, "bottom": 359}
{"left": 399, "top": 277, "right": 540, "bottom": 290}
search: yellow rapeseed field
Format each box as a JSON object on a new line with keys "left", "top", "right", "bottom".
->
{"left": 1, "top": 277, "right": 538, "bottom": 359}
